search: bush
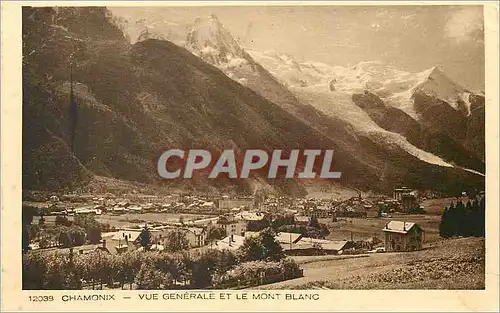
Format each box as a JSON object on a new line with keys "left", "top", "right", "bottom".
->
{"left": 213, "top": 258, "right": 302, "bottom": 288}
{"left": 237, "top": 228, "right": 284, "bottom": 262}
{"left": 218, "top": 261, "right": 282, "bottom": 284}
{"left": 22, "top": 241, "right": 299, "bottom": 290}
{"left": 206, "top": 224, "right": 226, "bottom": 243}
{"left": 100, "top": 223, "right": 115, "bottom": 232}
{"left": 23, "top": 253, "right": 48, "bottom": 289}
{"left": 135, "top": 263, "right": 165, "bottom": 290}
{"left": 188, "top": 249, "right": 238, "bottom": 288}
{"left": 42, "top": 252, "right": 81, "bottom": 290}
{"left": 280, "top": 258, "right": 303, "bottom": 278}
{"left": 56, "top": 226, "right": 86, "bottom": 247}
{"left": 74, "top": 214, "right": 102, "bottom": 244}
{"left": 164, "top": 229, "right": 190, "bottom": 252}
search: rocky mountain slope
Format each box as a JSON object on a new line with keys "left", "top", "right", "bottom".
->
{"left": 249, "top": 52, "right": 485, "bottom": 165}
{"left": 180, "top": 14, "right": 484, "bottom": 189}
{"left": 22, "top": 8, "right": 484, "bottom": 196}
{"left": 20, "top": 7, "right": 367, "bottom": 195}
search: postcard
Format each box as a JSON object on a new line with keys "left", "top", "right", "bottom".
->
{"left": 1, "top": 1, "right": 498, "bottom": 311}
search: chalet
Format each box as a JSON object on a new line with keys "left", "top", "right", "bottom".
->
{"left": 243, "top": 231, "right": 303, "bottom": 249}
{"left": 383, "top": 221, "right": 424, "bottom": 252}
{"left": 275, "top": 232, "right": 303, "bottom": 245}
{"left": 113, "top": 243, "right": 129, "bottom": 254}
{"left": 315, "top": 205, "right": 332, "bottom": 218}
{"left": 111, "top": 230, "right": 142, "bottom": 246}
{"left": 74, "top": 205, "right": 102, "bottom": 215}
{"left": 393, "top": 188, "right": 407, "bottom": 201}
{"left": 283, "top": 238, "right": 354, "bottom": 256}
{"left": 200, "top": 201, "right": 215, "bottom": 209}
{"left": 142, "top": 203, "right": 155, "bottom": 212}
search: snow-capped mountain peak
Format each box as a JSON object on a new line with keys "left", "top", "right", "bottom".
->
{"left": 184, "top": 15, "right": 258, "bottom": 85}
{"left": 249, "top": 49, "right": 475, "bottom": 118}
{"left": 186, "top": 14, "right": 245, "bottom": 62}
{"left": 412, "top": 66, "right": 472, "bottom": 115}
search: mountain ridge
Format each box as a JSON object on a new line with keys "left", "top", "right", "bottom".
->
{"left": 22, "top": 7, "right": 485, "bottom": 196}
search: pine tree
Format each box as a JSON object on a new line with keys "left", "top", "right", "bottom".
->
{"left": 439, "top": 206, "right": 452, "bottom": 238}
{"left": 308, "top": 215, "right": 320, "bottom": 229}
{"left": 447, "top": 202, "right": 457, "bottom": 236}
{"left": 259, "top": 227, "right": 285, "bottom": 261}
{"left": 478, "top": 196, "right": 485, "bottom": 237}
{"left": 139, "top": 225, "right": 151, "bottom": 250}
{"left": 464, "top": 200, "right": 474, "bottom": 236}
{"left": 470, "top": 199, "right": 479, "bottom": 236}
{"left": 455, "top": 200, "right": 466, "bottom": 236}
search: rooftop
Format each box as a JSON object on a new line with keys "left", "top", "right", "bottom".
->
{"left": 235, "top": 211, "right": 265, "bottom": 221}
{"left": 213, "top": 235, "right": 246, "bottom": 251}
{"left": 382, "top": 221, "right": 418, "bottom": 234}
{"left": 111, "top": 230, "right": 142, "bottom": 242}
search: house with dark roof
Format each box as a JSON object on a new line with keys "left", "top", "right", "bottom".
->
{"left": 383, "top": 221, "right": 424, "bottom": 252}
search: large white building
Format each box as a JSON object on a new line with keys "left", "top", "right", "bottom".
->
{"left": 217, "top": 216, "right": 246, "bottom": 237}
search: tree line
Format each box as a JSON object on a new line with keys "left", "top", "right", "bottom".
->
{"left": 23, "top": 227, "right": 300, "bottom": 290}
{"left": 23, "top": 214, "right": 109, "bottom": 251}
{"left": 439, "top": 196, "right": 485, "bottom": 238}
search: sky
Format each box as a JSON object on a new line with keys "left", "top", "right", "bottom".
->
{"left": 110, "top": 5, "right": 485, "bottom": 92}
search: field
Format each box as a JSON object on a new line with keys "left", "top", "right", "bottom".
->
{"left": 33, "top": 213, "right": 208, "bottom": 228}
{"left": 259, "top": 237, "right": 485, "bottom": 290}
{"left": 261, "top": 199, "right": 484, "bottom": 290}
{"left": 321, "top": 197, "right": 467, "bottom": 243}
{"left": 322, "top": 214, "right": 441, "bottom": 243}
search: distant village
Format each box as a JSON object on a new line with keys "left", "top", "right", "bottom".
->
{"left": 23, "top": 186, "right": 446, "bottom": 257}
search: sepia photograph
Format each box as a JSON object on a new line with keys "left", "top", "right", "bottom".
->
{"left": 16, "top": 2, "right": 491, "bottom": 295}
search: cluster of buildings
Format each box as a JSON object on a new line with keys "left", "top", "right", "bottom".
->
{"left": 34, "top": 186, "right": 427, "bottom": 256}
{"left": 89, "top": 209, "right": 268, "bottom": 254}
{"left": 46, "top": 194, "right": 253, "bottom": 216}
{"left": 43, "top": 185, "right": 421, "bottom": 220}
{"left": 50, "top": 215, "right": 426, "bottom": 256}
{"left": 212, "top": 231, "right": 355, "bottom": 256}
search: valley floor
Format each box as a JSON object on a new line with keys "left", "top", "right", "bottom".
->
{"left": 256, "top": 237, "right": 485, "bottom": 290}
